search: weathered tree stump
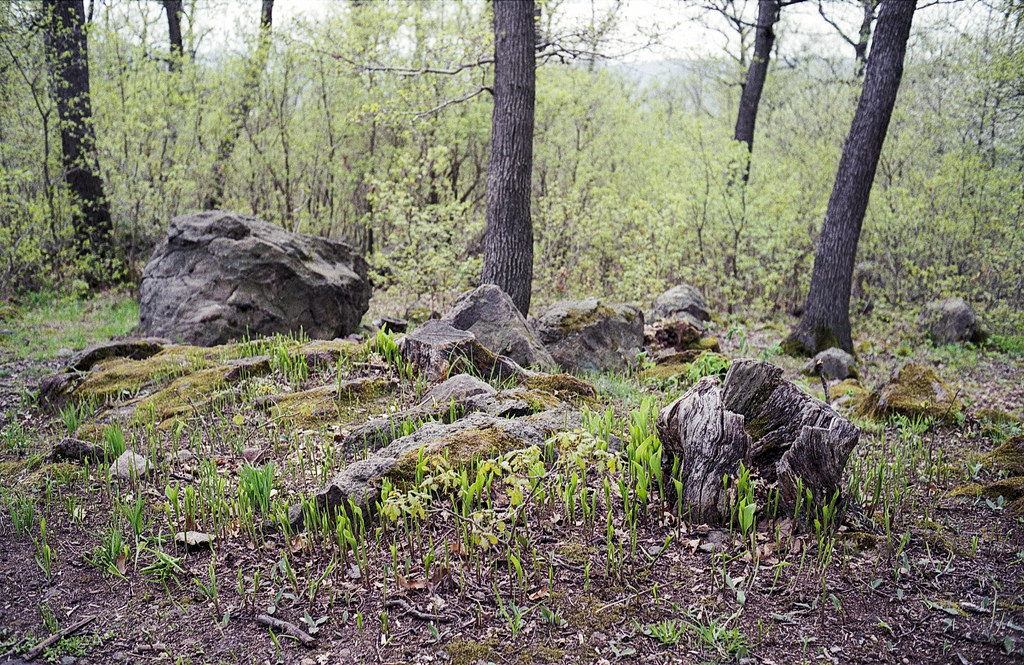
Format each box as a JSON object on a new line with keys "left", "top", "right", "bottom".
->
{"left": 657, "top": 359, "right": 860, "bottom": 524}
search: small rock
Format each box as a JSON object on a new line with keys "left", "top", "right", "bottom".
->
{"left": 801, "top": 347, "right": 857, "bottom": 380}
{"left": 417, "top": 374, "right": 496, "bottom": 408}
{"left": 168, "top": 449, "right": 196, "bottom": 464}
{"left": 61, "top": 656, "right": 77, "bottom": 665}
{"left": 175, "top": 531, "right": 215, "bottom": 549}
{"left": 860, "top": 363, "right": 961, "bottom": 420}
{"left": 110, "top": 450, "right": 152, "bottom": 480}
{"left": 374, "top": 316, "right": 408, "bottom": 334}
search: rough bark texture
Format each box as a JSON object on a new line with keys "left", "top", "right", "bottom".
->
{"left": 785, "top": 0, "right": 915, "bottom": 356}
{"left": 162, "top": 0, "right": 184, "bottom": 68}
{"left": 656, "top": 377, "right": 750, "bottom": 524}
{"left": 482, "top": 0, "right": 536, "bottom": 316}
{"left": 202, "top": 0, "right": 274, "bottom": 210}
{"left": 734, "top": 0, "right": 780, "bottom": 176}
{"left": 42, "top": 0, "right": 117, "bottom": 285}
{"left": 657, "top": 359, "right": 860, "bottom": 524}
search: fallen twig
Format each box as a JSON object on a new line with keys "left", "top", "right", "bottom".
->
{"left": 256, "top": 614, "right": 315, "bottom": 647}
{"left": 24, "top": 615, "right": 96, "bottom": 661}
{"left": 385, "top": 598, "right": 451, "bottom": 622}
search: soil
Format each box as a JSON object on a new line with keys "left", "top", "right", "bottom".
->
{"left": 0, "top": 319, "right": 1022, "bottom": 665}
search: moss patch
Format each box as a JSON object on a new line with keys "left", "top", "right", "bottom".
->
{"left": 976, "top": 408, "right": 1021, "bottom": 425}
{"left": 556, "top": 304, "right": 617, "bottom": 334}
{"left": 267, "top": 378, "right": 393, "bottom": 429}
{"left": 389, "top": 425, "right": 522, "bottom": 486}
{"left": 984, "top": 435, "right": 1024, "bottom": 475}
{"left": 523, "top": 373, "right": 597, "bottom": 401}
{"left": 836, "top": 531, "right": 885, "bottom": 553}
{"left": 447, "top": 637, "right": 499, "bottom": 665}
{"left": 859, "top": 363, "right": 961, "bottom": 421}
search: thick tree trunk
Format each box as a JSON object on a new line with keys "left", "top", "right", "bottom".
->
{"left": 784, "top": 0, "right": 915, "bottom": 356}
{"left": 42, "top": 0, "right": 116, "bottom": 286}
{"left": 162, "top": 0, "right": 184, "bottom": 69}
{"left": 202, "top": 0, "right": 274, "bottom": 211}
{"left": 733, "top": 0, "right": 779, "bottom": 180}
{"left": 482, "top": 0, "right": 536, "bottom": 316}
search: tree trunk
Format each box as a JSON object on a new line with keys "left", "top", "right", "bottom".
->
{"left": 482, "top": 0, "right": 536, "bottom": 316}
{"left": 784, "top": 0, "right": 915, "bottom": 356}
{"left": 42, "top": 0, "right": 117, "bottom": 287}
{"left": 202, "top": 0, "right": 274, "bottom": 211}
{"left": 852, "top": 0, "right": 878, "bottom": 78}
{"left": 162, "top": 0, "right": 184, "bottom": 69}
{"left": 733, "top": 0, "right": 780, "bottom": 180}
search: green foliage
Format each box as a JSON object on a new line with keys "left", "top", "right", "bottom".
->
{"left": 0, "top": 0, "right": 1019, "bottom": 330}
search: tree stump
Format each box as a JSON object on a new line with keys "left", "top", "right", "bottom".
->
{"left": 657, "top": 359, "right": 860, "bottom": 524}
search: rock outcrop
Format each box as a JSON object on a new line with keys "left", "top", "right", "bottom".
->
{"left": 859, "top": 363, "right": 961, "bottom": 420}
{"left": 532, "top": 299, "right": 644, "bottom": 374}
{"left": 139, "top": 211, "right": 371, "bottom": 346}
{"left": 441, "top": 285, "right": 555, "bottom": 370}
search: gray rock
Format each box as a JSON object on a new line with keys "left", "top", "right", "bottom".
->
{"left": 398, "top": 320, "right": 529, "bottom": 384}
{"left": 139, "top": 211, "right": 371, "bottom": 346}
{"left": 441, "top": 285, "right": 555, "bottom": 370}
{"left": 801, "top": 347, "right": 857, "bottom": 380}
{"left": 418, "top": 373, "right": 496, "bottom": 408}
{"left": 651, "top": 284, "right": 711, "bottom": 326}
{"left": 532, "top": 298, "right": 644, "bottom": 374}
{"left": 303, "top": 409, "right": 580, "bottom": 523}
{"left": 374, "top": 316, "right": 408, "bottom": 334}
{"left": 67, "top": 338, "right": 167, "bottom": 372}
{"left": 917, "top": 298, "right": 986, "bottom": 345}
{"left": 110, "top": 450, "right": 151, "bottom": 480}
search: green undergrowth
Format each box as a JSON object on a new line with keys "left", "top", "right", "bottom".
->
{"left": 0, "top": 291, "right": 138, "bottom": 360}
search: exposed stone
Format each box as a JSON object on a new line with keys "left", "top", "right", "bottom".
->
{"left": 37, "top": 372, "right": 81, "bottom": 410}
{"left": 418, "top": 374, "right": 496, "bottom": 408}
{"left": 175, "top": 530, "right": 215, "bottom": 550}
{"left": 801, "top": 347, "right": 858, "bottom": 381}
{"left": 302, "top": 409, "right": 579, "bottom": 524}
{"left": 110, "top": 450, "right": 151, "bottom": 480}
{"left": 859, "top": 363, "right": 961, "bottom": 421}
{"left": 139, "top": 211, "right": 371, "bottom": 346}
{"left": 532, "top": 298, "right": 644, "bottom": 374}
{"left": 657, "top": 359, "right": 859, "bottom": 524}
{"left": 51, "top": 438, "right": 104, "bottom": 463}
{"left": 67, "top": 338, "right": 168, "bottom": 373}
{"left": 651, "top": 284, "right": 711, "bottom": 326}
{"left": 917, "top": 298, "right": 986, "bottom": 345}
{"left": 398, "top": 320, "right": 529, "bottom": 384}
{"left": 441, "top": 285, "right": 555, "bottom": 370}
{"left": 374, "top": 316, "right": 408, "bottom": 334}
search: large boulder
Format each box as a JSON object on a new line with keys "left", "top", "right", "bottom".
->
{"left": 532, "top": 299, "right": 644, "bottom": 374}
{"left": 917, "top": 298, "right": 986, "bottom": 345}
{"left": 650, "top": 284, "right": 711, "bottom": 327}
{"left": 139, "top": 212, "right": 371, "bottom": 346}
{"left": 441, "top": 285, "right": 555, "bottom": 370}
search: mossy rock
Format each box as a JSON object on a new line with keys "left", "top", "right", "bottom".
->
{"left": 831, "top": 379, "right": 869, "bottom": 408}
{"left": 858, "top": 363, "right": 961, "bottom": 421}
{"left": 447, "top": 637, "right": 499, "bottom": 665}
{"left": 265, "top": 378, "right": 394, "bottom": 429}
{"left": 698, "top": 336, "right": 721, "bottom": 352}
{"left": 298, "top": 339, "right": 364, "bottom": 369}
{"left": 389, "top": 424, "right": 522, "bottom": 485}
{"left": 983, "top": 435, "right": 1024, "bottom": 475}
{"left": 976, "top": 408, "right": 1022, "bottom": 425}
{"left": 523, "top": 373, "right": 597, "bottom": 401}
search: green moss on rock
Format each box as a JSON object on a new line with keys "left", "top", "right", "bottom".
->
{"left": 859, "top": 363, "right": 961, "bottom": 421}
{"left": 523, "top": 373, "right": 597, "bottom": 400}
{"left": 557, "top": 304, "right": 617, "bottom": 334}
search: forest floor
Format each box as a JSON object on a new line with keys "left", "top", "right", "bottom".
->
{"left": 0, "top": 291, "right": 1022, "bottom": 665}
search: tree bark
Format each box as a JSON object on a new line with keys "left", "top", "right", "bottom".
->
{"left": 657, "top": 360, "right": 860, "bottom": 525}
{"left": 482, "top": 0, "right": 536, "bottom": 316}
{"left": 784, "top": 0, "right": 915, "bottom": 356}
{"left": 734, "top": 0, "right": 780, "bottom": 180}
{"left": 162, "top": 0, "right": 184, "bottom": 69}
{"left": 42, "top": 0, "right": 117, "bottom": 286}
{"left": 202, "top": 0, "right": 274, "bottom": 211}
